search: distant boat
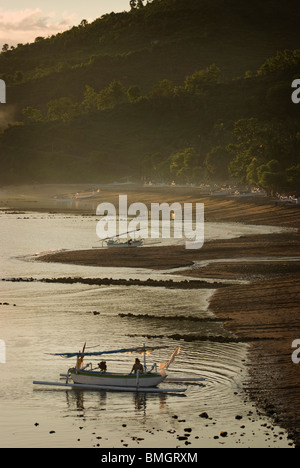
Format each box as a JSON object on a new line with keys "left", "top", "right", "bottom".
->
{"left": 106, "top": 238, "right": 144, "bottom": 248}
{"left": 74, "top": 189, "right": 100, "bottom": 199}
{"left": 53, "top": 188, "right": 100, "bottom": 201}
{"left": 99, "top": 229, "right": 144, "bottom": 248}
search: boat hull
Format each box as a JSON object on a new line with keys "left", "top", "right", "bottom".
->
{"left": 69, "top": 369, "right": 164, "bottom": 388}
{"left": 106, "top": 241, "right": 143, "bottom": 248}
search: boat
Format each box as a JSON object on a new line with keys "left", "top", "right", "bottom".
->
{"left": 74, "top": 190, "right": 100, "bottom": 200}
{"left": 99, "top": 229, "right": 144, "bottom": 248}
{"left": 69, "top": 368, "right": 163, "bottom": 388}
{"left": 106, "top": 238, "right": 144, "bottom": 248}
{"left": 53, "top": 188, "right": 100, "bottom": 201}
{"left": 33, "top": 344, "right": 196, "bottom": 394}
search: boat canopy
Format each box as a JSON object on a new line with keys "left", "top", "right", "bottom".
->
{"left": 52, "top": 345, "right": 166, "bottom": 359}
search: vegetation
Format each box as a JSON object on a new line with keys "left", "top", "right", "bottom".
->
{"left": 0, "top": 0, "right": 299, "bottom": 193}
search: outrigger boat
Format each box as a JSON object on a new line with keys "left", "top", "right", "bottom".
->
{"left": 98, "top": 229, "right": 144, "bottom": 249}
{"left": 106, "top": 238, "right": 144, "bottom": 248}
{"left": 33, "top": 344, "right": 202, "bottom": 394}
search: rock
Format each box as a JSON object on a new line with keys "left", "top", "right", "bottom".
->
{"left": 199, "top": 412, "right": 209, "bottom": 419}
{"left": 220, "top": 431, "right": 228, "bottom": 438}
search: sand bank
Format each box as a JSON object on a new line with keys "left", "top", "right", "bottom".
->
{"left": 37, "top": 232, "right": 300, "bottom": 271}
{"left": 4, "top": 185, "right": 300, "bottom": 446}
{"left": 33, "top": 189, "right": 300, "bottom": 447}
{"left": 1, "top": 183, "right": 300, "bottom": 228}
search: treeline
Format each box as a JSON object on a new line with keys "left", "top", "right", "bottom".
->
{"left": 13, "top": 53, "right": 300, "bottom": 193}
{"left": 0, "top": 0, "right": 299, "bottom": 191}
{"left": 21, "top": 64, "right": 221, "bottom": 122}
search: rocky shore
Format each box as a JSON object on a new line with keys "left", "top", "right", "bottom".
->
{"left": 32, "top": 189, "right": 300, "bottom": 447}
{"left": 3, "top": 185, "right": 300, "bottom": 446}
{"left": 209, "top": 274, "right": 300, "bottom": 446}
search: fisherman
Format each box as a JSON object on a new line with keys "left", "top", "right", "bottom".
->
{"left": 76, "top": 353, "right": 84, "bottom": 370}
{"left": 98, "top": 361, "right": 107, "bottom": 373}
{"left": 129, "top": 358, "right": 144, "bottom": 375}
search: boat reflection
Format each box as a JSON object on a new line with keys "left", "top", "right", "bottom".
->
{"left": 64, "top": 388, "right": 175, "bottom": 415}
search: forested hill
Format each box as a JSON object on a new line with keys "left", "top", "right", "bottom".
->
{"left": 0, "top": 0, "right": 299, "bottom": 191}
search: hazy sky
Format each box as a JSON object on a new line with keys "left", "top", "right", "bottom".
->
{"left": 0, "top": 1, "right": 131, "bottom": 46}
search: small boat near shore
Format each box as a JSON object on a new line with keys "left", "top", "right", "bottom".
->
{"left": 33, "top": 344, "right": 199, "bottom": 394}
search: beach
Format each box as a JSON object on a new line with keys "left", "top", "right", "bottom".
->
{"left": 1, "top": 184, "right": 300, "bottom": 446}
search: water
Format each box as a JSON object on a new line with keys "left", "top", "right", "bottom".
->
{"left": 0, "top": 210, "right": 293, "bottom": 448}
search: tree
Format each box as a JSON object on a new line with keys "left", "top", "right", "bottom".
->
{"left": 97, "top": 81, "right": 126, "bottom": 110}
{"left": 127, "top": 85, "right": 142, "bottom": 103}
{"left": 82, "top": 85, "right": 99, "bottom": 111}
{"left": 185, "top": 65, "right": 221, "bottom": 94}
{"left": 204, "top": 146, "right": 231, "bottom": 181}
{"left": 257, "top": 164, "right": 287, "bottom": 196}
{"left": 149, "top": 79, "right": 175, "bottom": 100}
{"left": 228, "top": 118, "right": 292, "bottom": 184}
{"left": 169, "top": 148, "right": 203, "bottom": 185}
{"left": 286, "top": 164, "right": 300, "bottom": 190}
{"left": 47, "top": 97, "right": 79, "bottom": 123}
{"left": 257, "top": 49, "right": 300, "bottom": 75}
{"left": 22, "top": 107, "right": 44, "bottom": 123}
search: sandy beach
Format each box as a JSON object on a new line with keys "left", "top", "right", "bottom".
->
{"left": 2, "top": 184, "right": 300, "bottom": 446}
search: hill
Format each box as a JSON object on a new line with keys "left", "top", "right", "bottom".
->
{"left": 0, "top": 0, "right": 299, "bottom": 190}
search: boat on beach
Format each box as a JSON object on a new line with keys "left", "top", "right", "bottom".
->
{"left": 33, "top": 344, "right": 201, "bottom": 394}
{"left": 98, "top": 229, "right": 144, "bottom": 248}
{"left": 106, "top": 238, "right": 144, "bottom": 248}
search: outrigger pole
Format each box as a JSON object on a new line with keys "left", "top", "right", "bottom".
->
{"left": 32, "top": 381, "right": 187, "bottom": 394}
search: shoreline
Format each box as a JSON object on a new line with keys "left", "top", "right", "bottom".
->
{"left": 3, "top": 185, "right": 300, "bottom": 446}
{"left": 36, "top": 233, "right": 300, "bottom": 445}
{"left": 37, "top": 232, "right": 300, "bottom": 271}
{"left": 1, "top": 183, "right": 300, "bottom": 229}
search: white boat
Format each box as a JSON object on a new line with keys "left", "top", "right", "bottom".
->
{"left": 33, "top": 344, "right": 189, "bottom": 393}
{"left": 106, "top": 239, "right": 144, "bottom": 248}
{"left": 74, "top": 189, "right": 100, "bottom": 199}
{"left": 69, "top": 369, "right": 163, "bottom": 388}
{"left": 99, "top": 229, "right": 144, "bottom": 248}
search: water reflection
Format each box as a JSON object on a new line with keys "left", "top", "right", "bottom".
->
{"left": 0, "top": 211, "right": 293, "bottom": 448}
{"left": 63, "top": 388, "right": 172, "bottom": 416}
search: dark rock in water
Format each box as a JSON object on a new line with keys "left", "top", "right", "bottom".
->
{"left": 199, "top": 412, "right": 209, "bottom": 419}
{"left": 220, "top": 431, "right": 228, "bottom": 438}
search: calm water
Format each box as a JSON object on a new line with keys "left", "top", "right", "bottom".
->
{"left": 0, "top": 210, "right": 293, "bottom": 448}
